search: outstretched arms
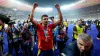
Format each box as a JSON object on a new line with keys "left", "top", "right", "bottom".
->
{"left": 30, "top": 3, "right": 63, "bottom": 27}
{"left": 54, "top": 4, "right": 63, "bottom": 26}
{"left": 30, "top": 3, "right": 38, "bottom": 27}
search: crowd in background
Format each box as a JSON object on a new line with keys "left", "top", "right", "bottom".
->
{"left": 0, "top": 2, "right": 100, "bottom": 56}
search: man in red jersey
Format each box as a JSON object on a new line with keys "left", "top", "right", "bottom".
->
{"left": 30, "top": 2, "right": 63, "bottom": 56}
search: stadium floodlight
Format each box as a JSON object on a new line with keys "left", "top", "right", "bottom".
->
{"left": 61, "top": 4, "right": 75, "bottom": 10}
{"left": 8, "top": 0, "right": 53, "bottom": 12}
{"left": 61, "top": 0, "right": 85, "bottom": 10}
{"left": 8, "top": 0, "right": 22, "bottom": 8}
{"left": 12, "top": 8, "right": 17, "bottom": 11}
{"left": 9, "top": 0, "right": 22, "bottom": 5}
{"left": 77, "top": 0, "right": 85, "bottom": 4}
{"left": 36, "top": 7, "right": 53, "bottom": 12}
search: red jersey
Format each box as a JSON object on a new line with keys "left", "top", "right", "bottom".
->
{"left": 37, "top": 24, "right": 55, "bottom": 50}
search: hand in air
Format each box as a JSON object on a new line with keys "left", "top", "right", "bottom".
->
{"left": 33, "top": 2, "right": 38, "bottom": 9}
{"left": 55, "top": 4, "right": 60, "bottom": 9}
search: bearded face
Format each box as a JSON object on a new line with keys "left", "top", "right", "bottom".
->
{"left": 41, "top": 17, "right": 48, "bottom": 26}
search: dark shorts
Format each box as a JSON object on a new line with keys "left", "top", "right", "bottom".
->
{"left": 38, "top": 49, "right": 53, "bottom": 56}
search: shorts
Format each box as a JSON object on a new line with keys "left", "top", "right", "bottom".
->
{"left": 37, "top": 49, "right": 53, "bottom": 56}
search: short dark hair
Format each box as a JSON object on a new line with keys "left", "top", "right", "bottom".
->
{"left": 50, "top": 16, "right": 54, "bottom": 20}
{"left": 41, "top": 14, "right": 48, "bottom": 20}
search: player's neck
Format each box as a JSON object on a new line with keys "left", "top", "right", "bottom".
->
{"left": 42, "top": 24, "right": 47, "bottom": 27}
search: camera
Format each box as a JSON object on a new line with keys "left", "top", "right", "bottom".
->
{"left": 0, "top": 14, "right": 10, "bottom": 24}
{"left": 8, "top": 20, "right": 15, "bottom": 25}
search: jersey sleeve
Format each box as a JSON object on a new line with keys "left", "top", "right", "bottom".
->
{"left": 48, "top": 24, "right": 56, "bottom": 29}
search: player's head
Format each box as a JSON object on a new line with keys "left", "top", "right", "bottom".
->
{"left": 41, "top": 14, "right": 48, "bottom": 26}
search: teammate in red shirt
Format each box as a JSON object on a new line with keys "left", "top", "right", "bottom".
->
{"left": 30, "top": 2, "right": 63, "bottom": 56}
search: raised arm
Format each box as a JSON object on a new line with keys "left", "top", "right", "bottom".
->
{"left": 54, "top": 4, "right": 63, "bottom": 26}
{"left": 30, "top": 2, "right": 38, "bottom": 27}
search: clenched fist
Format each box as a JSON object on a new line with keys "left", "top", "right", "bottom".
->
{"left": 55, "top": 4, "right": 60, "bottom": 9}
{"left": 33, "top": 2, "right": 38, "bottom": 9}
